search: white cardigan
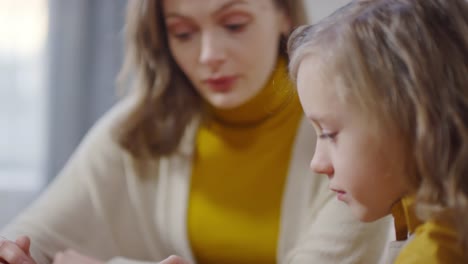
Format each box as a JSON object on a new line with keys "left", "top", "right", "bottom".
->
{"left": 3, "top": 98, "right": 392, "bottom": 264}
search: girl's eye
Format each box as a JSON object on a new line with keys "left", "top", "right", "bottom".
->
{"left": 319, "top": 132, "right": 338, "bottom": 141}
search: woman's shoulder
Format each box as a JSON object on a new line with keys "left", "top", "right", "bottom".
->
{"left": 93, "top": 94, "right": 140, "bottom": 134}
{"left": 83, "top": 95, "right": 141, "bottom": 147}
{"left": 58, "top": 95, "right": 162, "bottom": 189}
{"left": 65, "top": 95, "right": 143, "bottom": 172}
{"left": 395, "top": 220, "right": 465, "bottom": 263}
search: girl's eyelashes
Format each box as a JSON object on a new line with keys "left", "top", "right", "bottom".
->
{"left": 310, "top": 119, "right": 339, "bottom": 141}
{"left": 319, "top": 132, "right": 338, "bottom": 140}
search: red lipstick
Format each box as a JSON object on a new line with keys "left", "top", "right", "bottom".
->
{"left": 204, "top": 76, "right": 238, "bottom": 92}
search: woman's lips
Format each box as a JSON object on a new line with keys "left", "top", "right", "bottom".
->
{"left": 204, "top": 76, "right": 238, "bottom": 92}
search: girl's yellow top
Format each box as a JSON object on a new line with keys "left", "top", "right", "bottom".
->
{"left": 392, "top": 196, "right": 466, "bottom": 263}
{"left": 188, "top": 58, "right": 302, "bottom": 264}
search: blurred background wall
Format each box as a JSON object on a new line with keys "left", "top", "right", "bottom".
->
{"left": 0, "top": 0, "right": 350, "bottom": 228}
{"left": 0, "top": 0, "right": 126, "bottom": 228}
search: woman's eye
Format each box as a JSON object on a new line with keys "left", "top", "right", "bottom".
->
{"left": 167, "top": 21, "right": 196, "bottom": 42}
{"left": 173, "top": 32, "right": 193, "bottom": 41}
{"left": 222, "top": 14, "right": 250, "bottom": 33}
{"left": 225, "top": 23, "right": 246, "bottom": 32}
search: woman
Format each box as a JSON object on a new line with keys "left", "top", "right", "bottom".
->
{"left": 0, "top": 1, "right": 391, "bottom": 263}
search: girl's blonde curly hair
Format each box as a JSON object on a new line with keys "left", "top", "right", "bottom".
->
{"left": 289, "top": 0, "right": 468, "bottom": 251}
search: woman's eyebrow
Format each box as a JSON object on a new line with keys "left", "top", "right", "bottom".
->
{"left": 214, "top": 0, "right": 248, "bottom": 15}
{"left": 165, "top": 0, "right": 247, "bottom": 20}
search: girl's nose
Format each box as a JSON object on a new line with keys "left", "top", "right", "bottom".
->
{"left": 310, "top": 148, "right": 334, "bottom": 178}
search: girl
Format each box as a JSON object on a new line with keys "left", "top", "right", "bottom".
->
{"left": 0, "top": 1, "right": 391, "bottom": 264}
{"left": 289, "top": 0, "right": 468, "bottom": 263}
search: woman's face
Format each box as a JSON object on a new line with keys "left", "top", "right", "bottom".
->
{"left": 163, "top": 0, "right": 290, "bottom": 109}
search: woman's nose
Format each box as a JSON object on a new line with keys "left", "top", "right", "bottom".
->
{"left": 199, "top": 32, "right": 226, "bottom": 71}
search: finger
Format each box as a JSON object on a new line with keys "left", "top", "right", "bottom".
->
{"left": 0, "top": 237, "right": 8, "bottom": 264}
{"left": 53, "top": 251, "right": 64, "bottom": 264}
{"left": 15, "top": 236, "right": 31, "bottom": 256}
{"left": 0, "top": 240, "right": 33, "bottom": 264}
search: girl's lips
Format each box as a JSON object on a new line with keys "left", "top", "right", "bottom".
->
{"left": 331, "top": 188, "right": 347, "bottom": 202}
{"left": 336, "top": 192, "right": 346, "bottom": 202}
{"left": 204, "top": 76, "right": 238, "bottom": 92}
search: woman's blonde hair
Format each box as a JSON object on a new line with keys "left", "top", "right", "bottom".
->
{"left": 289, "top": 0, "right": 468, "bottom": 251}
{"left": 115, "top": 0, "right": 308, "bottom": 158}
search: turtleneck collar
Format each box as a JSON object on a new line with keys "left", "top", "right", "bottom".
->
{"left": 206, "top": 57, "right": 294, "bottom": 127}
{"left": 391, "top": 196, "right": 424, "bottom": 241}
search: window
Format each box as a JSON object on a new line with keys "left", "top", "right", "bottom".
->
{"left": 0, "top": 0, "right": 48, "bottom": 191}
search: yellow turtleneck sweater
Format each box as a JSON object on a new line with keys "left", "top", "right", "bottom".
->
{"left": 187, "top": 59, "right": 302, "bottom": 264}
{"left": 392, "top": 196, "right": 466, "bottom": 263}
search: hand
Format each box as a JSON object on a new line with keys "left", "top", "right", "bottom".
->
{"left": 0, "top": 235, "right": 36, "bottom": 264}
{"left": 53, "top": 249, "right": 103, "bottom": 264}
{"left": 159, "top": 255, "right": 191, "bottom": 264}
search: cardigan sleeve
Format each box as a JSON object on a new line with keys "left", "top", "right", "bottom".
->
{"left": 285, "top": 197, "right": 393, "bottom": 264}
{"left": 1, "top": 100, "right": 168, "bottom": 264}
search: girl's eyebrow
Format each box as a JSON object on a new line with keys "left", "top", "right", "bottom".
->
{"left": 306, "top": 115, "right": 323, "bottom": 130}
{"left": 308, "top": 113, "right": 338, "bottom": 129}
{"left": 165, "top": 0, "right": 247, "bottom": 20}
{"left": 307, "top": 114, "right": 324, "bottom": 123}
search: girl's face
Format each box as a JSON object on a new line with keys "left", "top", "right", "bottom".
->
{"left": 163, "top": 0, "right": 290, "bottom": 109}
{"left": 296, "top": 55, "right": 409, "bottom": 222}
